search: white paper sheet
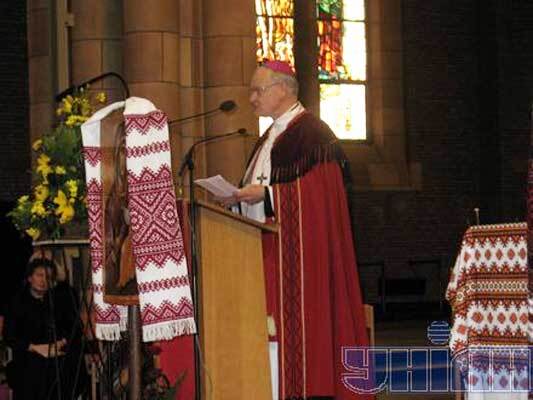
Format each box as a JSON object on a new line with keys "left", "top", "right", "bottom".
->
{"left": 194, "top": 175, "right": 238, "bottom": 198}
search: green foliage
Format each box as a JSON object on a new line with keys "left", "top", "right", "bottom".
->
{"left": 8, "top": 88, "right": 106, "bottom": 240}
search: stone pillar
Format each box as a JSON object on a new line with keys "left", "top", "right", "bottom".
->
{"left": 123, "top": 0, "right": 181, "bottom": 180}
{"left": 71, "top": 0, "right": 124, "bottom": 104}
{"left": 202, "top": 0, "right": 257, "bottom": 184}
{"left": 178, "top": 0, "right": 206, "bottom": 193}
{"left": 294, "top": 0, "right": 319, "bottom": 116}
{"left": 27, "top": 0, "right": 54, "bottom": 145}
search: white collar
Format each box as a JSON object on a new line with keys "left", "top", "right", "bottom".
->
{"left": 272, "top": 101, "right": 304, "bottom": 130}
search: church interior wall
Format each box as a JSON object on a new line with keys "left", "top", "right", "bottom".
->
{"left": 1, "top": 0, "right": 533, "bottom": 314}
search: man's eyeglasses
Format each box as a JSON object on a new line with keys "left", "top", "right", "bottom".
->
{"left": 249, "top": 82, "right": 280, "bottom": 97}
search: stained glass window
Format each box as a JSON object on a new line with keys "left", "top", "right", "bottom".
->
{"left": 256, "top": 0, "right": 295, "bottom": 66}
{"left": 255, "top": 0, "right": 367, "bottom": 140}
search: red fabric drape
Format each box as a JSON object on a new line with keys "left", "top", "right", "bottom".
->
{"left": 158, "top": 200, "right": 195, "bottom": 400}
{"left": 158, "top": 336, "right": 195, "bottom": 399}
{"left": 263, "top": 162, "right": 372, "bottom": 399}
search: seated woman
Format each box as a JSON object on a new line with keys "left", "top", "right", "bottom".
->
{"left": 4, "top": 258, "right": 86, "bottom": 400}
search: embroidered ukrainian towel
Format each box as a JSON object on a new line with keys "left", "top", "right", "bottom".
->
{"left": 82, "top": 97, "right": 196, "bottom": 342}
{"left": 82, "top": 100, "right": 126, "bottom": 340}
{"left": 446, "top": 223, "right": 530, "bottom": 395}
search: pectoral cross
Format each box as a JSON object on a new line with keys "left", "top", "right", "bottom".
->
{"left": 257, "top": 173, "right": 268, "bottom": 184}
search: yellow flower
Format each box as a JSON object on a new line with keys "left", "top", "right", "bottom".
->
{"left": 36, "top": 153, "right": 52, "bottom": 179}
{"left": 59, "top": 210, "right": 75, "bottom": 224}
{"left": 53, "top": 190, "right": 67, "bottom": 208}
{"left": 80, "top": 98, "right": 91, "bottom": 116}
{"left": 18, "top": 195, "right": 29, "bottom": 204}
{"left": 53, "top": 190, "right": 75, "bottom": 224}
{"left": 55, "top": 165, "right": 67, "bottom": 175}
{"left": 66, "top": 179, "right": 78, "bottom": 198}
{"left": 62, "top": 96, "right": 73, "bottom": 114}
{"left": 65, "top": 115, "right": 77, "bottom": 127}
{"left": 17, "top": 195, "right": 30, "bottom": 211}
{"left": 32, "top": 139, "right": 42, "bottom": 151}
{"left": 65, "top": 115, "right": 89, "bottom": 127}
{"left": 34, "top": 184, "right": 49, "bottom": 201}
{"left": 25, "top": 227, "right": 41, "bottom": 240}
{"left": 96, "top": 92, "right": 107, "bottom": 103}
{"left": 31, "top": 201, "right": 47, "bottom": 217}
{"left": 36, "top": 153, "right": 50, "bottom": 167}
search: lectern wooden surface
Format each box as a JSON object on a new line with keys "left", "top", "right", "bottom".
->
{"left": 196, "top": 200, "right": 274, "bottom": 400}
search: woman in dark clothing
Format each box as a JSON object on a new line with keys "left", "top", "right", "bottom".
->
{"left": 4, "top": 258, "right": 85, "bottom": 400}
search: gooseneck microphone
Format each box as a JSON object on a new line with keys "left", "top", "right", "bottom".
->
{"left": 168, "top": 100, "right": 237, "bottom": 126}
{"left": 54, "top": 72, "right": 130, "bottom": 102}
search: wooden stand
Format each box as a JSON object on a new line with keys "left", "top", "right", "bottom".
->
{"left": 194, "top": 199, "right": 277, "bottom": 400}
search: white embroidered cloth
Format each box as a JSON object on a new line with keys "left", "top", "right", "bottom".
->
{"left": 81, "top": 97, "right": 196, "bottom": 341}
{"left": 446, "top": 223, "right": 530, "bottom": 398}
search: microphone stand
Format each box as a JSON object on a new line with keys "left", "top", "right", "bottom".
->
{"left": 169, "top": 109, "right": 221, "bottom": 125}
{"left": 184, "top": 151, "right": 201, "bottom": 400}
{"left": 168, "top": 100, "right": 237, "bottom": 126}
{"left": 55, "top": 71, "right": 130, "bottom": 102}
{"left": 178, "top": 129, "right": 246, "bottom": 400}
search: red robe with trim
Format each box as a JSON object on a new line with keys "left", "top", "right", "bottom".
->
{"left": 254, "top": 112, "right": 373, "bottom": 399}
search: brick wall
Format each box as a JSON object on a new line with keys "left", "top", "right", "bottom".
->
{"left": 352, "top": 0, "right": 533, "bottom": 303}
{"left": 0, "top": 2, "right": 31, "bottom": 307}
{"left": 498, "top": 0, "right": 533, "bottom": 220}
{"left": 0, "top": 1, "right": 29, "bottom": 201}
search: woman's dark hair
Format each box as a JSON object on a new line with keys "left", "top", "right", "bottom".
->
{"left": 25, "top": 257, "right": 57, "bottom": 278}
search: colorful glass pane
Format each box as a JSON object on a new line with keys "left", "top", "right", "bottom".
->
{"left": 255, "top": 1, "right": 368, "bottom": 139}
{"left": 320, "top": 84, "right": 366, "bottom": 140}
{"left": 256, "top": 16, "right": 295, "bottom": 65}
{"left": 255, "top": 0, "right": 293, "bottom": 17}
{"left": 318, "top": 20, "right": 366, "bottom": 80}
{"left": 318, "top": 0, "right": 342, "bottom": 18}
{"left": 318, "top": 19, "right": 345, "bottom": 80}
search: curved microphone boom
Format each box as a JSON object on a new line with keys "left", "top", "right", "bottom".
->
{"left": 169, "top": 100, "right": 237, "bottom": 126}
{"left": 55, "top": 72, "right": 130, "bottom": 102}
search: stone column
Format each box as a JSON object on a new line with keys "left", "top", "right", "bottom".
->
{"left": 27, "top": 0, "right": 54, "bottom": 145}
{"left": 294, "top": 0, "right": 320, "bottom": 116}
{"left": 177, "top": 0, "right": 206, "bottom": 193}
{"left": 202, "top": 0, "right": 257, "bottom": 184}
{"left": 71, "top": 0, "right": 124, "bottom": 104}
{"left": 123, "top": 0, "right": 181, "bottom": 179}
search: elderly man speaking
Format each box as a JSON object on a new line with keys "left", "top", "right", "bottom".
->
{"left": 223, "top": 60, "right": 373, "bottom": 400}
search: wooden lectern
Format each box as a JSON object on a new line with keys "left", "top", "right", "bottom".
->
{"left": 194, "top": 199, "right": 277, "bottom": 400}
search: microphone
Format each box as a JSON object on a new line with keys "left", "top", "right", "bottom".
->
{"left": 169, "top": 100, "right": 237, "bottom": 126}
{"left": 219, "top": 100, "right": 237, "bottom": 112}
{"left": 178, "top": 128, "right": 249, "bottom": 177}
{"left": 54, "top": 72, "right": 130, "bottom": 102}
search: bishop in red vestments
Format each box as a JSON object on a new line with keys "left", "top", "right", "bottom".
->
{"left": 223, "top": 60, "right": 373, "bottom": 400}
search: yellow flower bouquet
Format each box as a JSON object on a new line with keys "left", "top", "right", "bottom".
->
{"left": 9, "top": 88, "right": 106, "bottom": 240}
